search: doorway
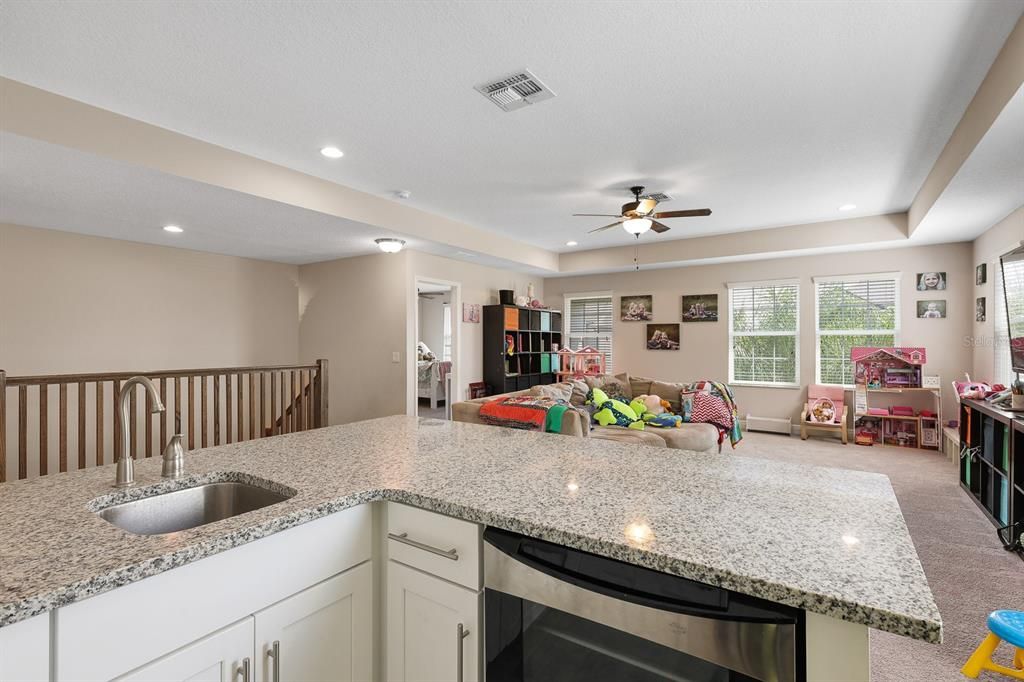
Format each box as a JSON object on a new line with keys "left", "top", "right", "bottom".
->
{"left": 413, "top": 278, "right": 459, "bottom": 419}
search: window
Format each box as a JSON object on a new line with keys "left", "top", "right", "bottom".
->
{"left": 442, "top": 303, "right": 452, "bottom": 362}
{"left": 728, "top": 280, "right": 799, "bottom": 386}
{"left": 564, "top": 294, "right": 613, "bottom": 371}
{"left": 815, "top": 274, "right": 899, "bottom": 386}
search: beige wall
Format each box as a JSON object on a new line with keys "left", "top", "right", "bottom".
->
{"left": 971, "top": 205, "right": 1024, "bottom": 381}
{"left": 298, "top": 251, "right": 410, "bottom": 425}
{"left": 0, "top": 223, "right": 299, "bottom": 375}
{"left": 545, "top": 243, "right": 973, "bottom": 423}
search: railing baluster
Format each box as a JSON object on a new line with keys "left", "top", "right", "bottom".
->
{"left": 39, "top": 384, "right": 48, "bottom": 477}
{"left": 18, "top": 385, "right": 27, "bottom": 479}
{"left": 188, "top": 375, "right": 195, "bottom": 451}
{"left": 201, "top": 375, "right": 208, "bottom": 448}
{"left": 159, "top": 378, "right": 167, "bottom": 451}
{"left": 280, "top": 371, "right": 287, "bottom": 434}
{"left": 236, "top": 373, "right": 243, "bottom": 443}
{"left": 112, "top": 379, "right": 121, "bottom": 463}
{"left": 226, "top": 374, "right": 233, "bottom": 444}
{"left": 77, "top": 383, "right": 86, "bottom": 470}
{"left": 129, "top": 386, "right": 137, "bottom": 460}
{"left": 249, "top": 372, "right": 256, "bottom": 441}
{"left": 271, "top": 372, "right": 278, "bottom": 436}
{"left": 259, "top": 372, "right": 267, "bottom": 438}
{"left": 96, "top": 382, "right": 104, "bottom": 466}
{"left": 291, "top": 370, "right": 298, "bottom": 433}
{"left": 174, "top": 376, "right": 182, "bottom": 435}
{"left": 318, "top": 359, "right": 329, "bottom": 428}
{"left": 59, "top": 383, "right": 68, "bottom": 472}
{"left": 213, "top": 374, "right": 221, "bottom": 445}
{"left": 0, "top": 370, "right": 7, "bottom": 483}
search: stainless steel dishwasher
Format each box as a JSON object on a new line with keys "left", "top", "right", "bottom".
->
{"left": 483, "top": 527, "right": 804, "bottom": 682}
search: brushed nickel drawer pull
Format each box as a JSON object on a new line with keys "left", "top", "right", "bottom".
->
{"left": 266, "top": 640, "right": 280, "bottom": 682}
{"left": 235, "top": 657, "right": 251, "bottom": 682}
{"left": 388, "top": 531, "right": 459, "bottom": 560}
{"left": 457, "top": 622, "right": 470, "bottom": 682}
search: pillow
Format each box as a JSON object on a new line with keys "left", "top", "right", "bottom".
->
{"left": 649, "top": 380, "right": 688, "bottom": 412}
{"left": 690, "top": 391, "right": 734, "bottom": 429}
{"left": 416, "top": 341, "right": 435, "bottom": 361}
{"left": 585, "top": 372, "right": 632, "bottom": 401}
{"left": 529, "top": 382, "right": 573, "bottom": 404}
{"left": 566, "top": 379, "right": 590, "bottom": 407}
{"left": 629, "top": 375, "right": 654, "bottom": 398}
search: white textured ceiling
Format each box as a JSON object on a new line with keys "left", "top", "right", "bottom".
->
{"left": 1, "top": 0, "right": 1022, "bottom": 256}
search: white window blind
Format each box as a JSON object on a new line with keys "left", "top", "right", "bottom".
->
{"left": 728, "top": 281, "right": 799, "bottom": 386}
{"left": 442, "top": 304, "right": 452, "bottom": 362}
{"left": 815, "top": 275, "right": 899, "bottom": 386}
{"left": 565, "top": 295, "right": 613, "bottom": 371}
{"left": 996, "top": 251, "right": 1024, "bottom": 383}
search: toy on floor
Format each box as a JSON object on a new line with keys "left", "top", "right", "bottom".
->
{"left": 962, "top": 609, "right": 1024, "bottom": 680}
{"left": 955, "top": 374, "right": 991, "bottom": 400}
{"left": 588, "top": 388, "right": 645, "bottom": 430}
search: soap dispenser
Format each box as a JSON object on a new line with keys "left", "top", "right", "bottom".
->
{"left": 161, "top": 434, "right": 186, "bottom": 479}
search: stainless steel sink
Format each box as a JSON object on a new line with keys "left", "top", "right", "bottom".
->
{"left": 96, "top": 481, "right": 295, "bottom": 535}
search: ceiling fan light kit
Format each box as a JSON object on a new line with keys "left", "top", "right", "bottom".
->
{"left": 574, "top": 185, "right": 711, "bottom": 240}
{"left": 623, "top": 217, "right": 652, "bottom": 235}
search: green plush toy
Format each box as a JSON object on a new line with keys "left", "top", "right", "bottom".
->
{"left": 589, "top": 388, "right": 645, "bottom": 430}
{"left": 629, "top": 397, "right": 683, "bottom": 428}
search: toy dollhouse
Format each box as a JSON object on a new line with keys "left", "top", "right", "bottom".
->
{"left": 851, "top": 347, "right": 941, "bottom": 450}
{"left": 556, "top": 346, "right": 607, "bottom": 380}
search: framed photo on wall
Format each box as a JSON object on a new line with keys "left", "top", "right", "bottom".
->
{"left": 621, "top": 295, "right": 654, "bottom": 321}
{"left": 646, "top": 323, "right": 680, "bottom": 350}
{"left": 976, "top": 297, "right": 986, "bottom": 322}
{"left": 917, "top": 300, "right": 946, "bottom": 319}
{"left": 462, "top": 303, "right": 481, "bottom": 323}
{"left": 916, "top": 272, "right": 946, "bottom": 291}
{"left": 681, "top": 294, "right": 718, "bottom": 322}
{"left": 976, "top": 263, "right": 987, "bottom": 285}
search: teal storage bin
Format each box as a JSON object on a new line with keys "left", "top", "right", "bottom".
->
{"left": 540, "top": 311, "right": 550, "bottom": 332}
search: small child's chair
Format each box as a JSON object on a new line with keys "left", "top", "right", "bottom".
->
{"left": 800, "top": 384, "right": 848, "bottom": 445}
{"left": 962, "top": 610, "right": 1024, "bottom": 679}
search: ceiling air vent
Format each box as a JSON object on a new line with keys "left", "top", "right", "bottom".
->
{"left": 643, "top": 192, "right": 673, "bottom": 203}
{"left": 475, "top": 69, "right": 556, "bottom": 112}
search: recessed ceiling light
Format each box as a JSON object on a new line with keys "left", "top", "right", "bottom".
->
{"left": 394, "top": 190, "right": 412, "bottom": 200}
{"left": 565, "top": 240, "right": 578, "bottom": 247}
{"left": 320, "top": 146, "right": 344, "bottom": 159}
{"left": 838, "top": 204, "right": 857, "bottom": 212}
{"left": 375, "top": 238, "right": 405, "bottom": 253}
{"left": 162, "top": 225, "right": 183, "bottom": 233}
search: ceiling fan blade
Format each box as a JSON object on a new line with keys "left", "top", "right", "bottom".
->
{"left": 573, "top": 213, "right": 622, "bottom": 217}
{"left": 588, "top": 220, "right": 625, "bottom": 233}
{"left": 653, "top": 208, "right": 712, "bottom": 219}
{"left": 650, "top": 220, "right": 671, "bottom": 234}
{"left": 636, "top": 198, "right": 658, "bottom": 215}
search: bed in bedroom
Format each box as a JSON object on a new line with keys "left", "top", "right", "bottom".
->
{"left": 417, "top": 343, "right": 452, "bottom": 410}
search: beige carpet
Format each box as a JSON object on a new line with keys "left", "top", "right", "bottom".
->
{"left": 738, "top": 431, "right": 1023, "bottom": 682}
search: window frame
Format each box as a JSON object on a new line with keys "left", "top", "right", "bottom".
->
{"left": 727, "top": 278, "right": 801, "bottom": 389}
{"left": 813, "top": 272, "right": 901, "bottom": 388}
{"left": 562, "top": 291, "right": 614, "bottom": 372}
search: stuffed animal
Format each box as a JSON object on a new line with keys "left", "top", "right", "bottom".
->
{"left": 954, "top": 374, "right": 991, "bottom": 400}
{"left": 629, "top": 395, "right": 681, "bottom": 428}
{"left": 637, "top": 394, "right": 670, "bottom": 415}
{"left": 589, "top": 388, "right": 645, "bottom": 430}
{"left": 644, "top": 412, "right": 683, "bottom": 428}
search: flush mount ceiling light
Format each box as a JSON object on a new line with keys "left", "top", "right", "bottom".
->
{"left": 320, "top": 146, "right": 344, "bottom": 159}
{"left": 838, "top": 204, "right": 857, "bottom": 212}
{"left": 622, "top": 218, "right": 652, "bottom": 235}
{"left": 565, "top": 240, "right": 578, "bottom": 246}
{"left": 375, "top": 238, "right": 405, "bottom": 253}
{"left": 162, "top": 225, "right": 183, "bottom": 233}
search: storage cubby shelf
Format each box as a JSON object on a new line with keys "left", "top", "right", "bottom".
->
{"left": 483, "top": 305, "right": 562, "bottom": 395}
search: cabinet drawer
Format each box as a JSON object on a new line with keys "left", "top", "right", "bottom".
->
{"left": 387, "top": 503, "right": 481, "bottom": 589}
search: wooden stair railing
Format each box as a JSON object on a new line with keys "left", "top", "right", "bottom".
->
{"left": 0, "top": 360, "right": 328, "bottom": 482}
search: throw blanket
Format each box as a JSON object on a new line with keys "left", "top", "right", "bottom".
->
{"left": 479, "top": 395, "right": 570, "bottom": 433}
{"left": 689, "top": 380, "right": 743, "bottom": 448}
{"left": 416, "top": 359, "right": 452, "bottom": 385}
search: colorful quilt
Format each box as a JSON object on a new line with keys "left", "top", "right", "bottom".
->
{"left": 479, "top": 395, "right": 570, "bottom": 433}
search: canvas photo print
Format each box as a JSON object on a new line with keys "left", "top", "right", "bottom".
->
{"left": 621, "top": 295, "right": 653, "bottom": 321}
{"left": 916, "top": 272, "right": 946, "bottom": 291}
{"left": 681, "top": 294, "right": 718, "bottom": 322}
{"left": 646, "top": 323, "right": 680, "bottom": 350}
{"left": 976, "top": 297, "right": 986, "bottom": 322}
{"left": 917, "top": 300, "right": 946, "bottom": 319}
{"left": 976, "top": 263, "right": 987, "bottom": 285}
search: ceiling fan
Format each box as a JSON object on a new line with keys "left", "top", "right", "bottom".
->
{"left": 574, "top": 186, "right": 711, "bottom": 237}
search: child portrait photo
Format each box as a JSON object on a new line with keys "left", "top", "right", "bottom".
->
{"left": 646, "top": 323, "right": 680, "bottom": 350}
{"left": 681, "top": 294, "right": 719, "bottom": 322}
{"left": 917, "top": 300, "right": 946, "bottom": 319}
{"left": 621, "top": 295, "right": 654, "bottom": 321}
{"left": 976, "top": 297, "right": 986, "bottom": 322}
{"left": 916, "top": 272, "right": 946, "bottom": 291}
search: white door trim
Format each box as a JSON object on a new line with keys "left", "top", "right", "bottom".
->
{"left": 409, "top": 276, "right": 462, "bottom": 417}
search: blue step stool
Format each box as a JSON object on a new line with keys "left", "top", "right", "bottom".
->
{"left": 962, "top": 610, "right": 1024, "bottom": 679}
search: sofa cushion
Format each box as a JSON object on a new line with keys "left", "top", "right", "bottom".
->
{"left": 591, "top": 426, "right": 667, "bottom": 448}
{"left": 645, "top": 423, "right": 719, "bottom": 452}
{"left": 529, "top": 382, "right": 573, "bottom": 403}
{"left": 629, "top": 375, "right": 654, "bottom": 398}
{"left": 649, "top": 380, "right": 688, "bottom": 412}
{"left": 566, "top": 379, "right": 590, "bottom": 407}
{"left": 585, "top": 372, "right": 633, "bottom": 401}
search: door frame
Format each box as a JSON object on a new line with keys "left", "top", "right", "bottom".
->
{"left": 408, "top": 276, "right": 462, "bottom": 417}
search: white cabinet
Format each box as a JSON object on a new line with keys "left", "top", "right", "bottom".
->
{"left": 254, "top": 561, "right": 373, "bottom": 682}
{"left": 0, "top": 612, "right": 49, "bottom": 682}
{"left": 386, "top": 561, "right": 480, "bottom": 682}
{"left": 115, "top": 618, "right": 253, "bottom": 682}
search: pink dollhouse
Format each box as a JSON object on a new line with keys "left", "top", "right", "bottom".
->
{"left": 556, "top": 346, "right": 607, "bottom": 380}
{"left": 851, "top": 347, "right": 926, "bottom": 389}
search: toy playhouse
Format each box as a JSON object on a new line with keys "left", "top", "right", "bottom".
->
{"left": 555, "top": 346, "right": 607, "bottom": 381}
{"left": 851, "top": 347, "right": 940, "bottom": 450}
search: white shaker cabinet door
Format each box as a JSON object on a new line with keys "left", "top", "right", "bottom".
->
{"left": 254, "top": 561, "right": 374, "bottom": 682}
{"left": 386, "top": 560, "right": 480, "bottom": 682}
{"left": 115, "top": 618, "right": 254, "bottom": 682}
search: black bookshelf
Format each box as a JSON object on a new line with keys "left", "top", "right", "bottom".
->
{"left": 959, "top": 399, "right": 1024, "bottom": 558}
{"left": 483, "top": 305, "right": 562, "bottom": 395}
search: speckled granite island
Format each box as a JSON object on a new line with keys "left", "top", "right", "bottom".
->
{"left": 0, "top": 415, "right": 941, "bottom": 679}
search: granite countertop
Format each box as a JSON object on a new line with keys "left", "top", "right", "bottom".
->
{"left": 0, "top": 416, "right": 942, "bottom": 642}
